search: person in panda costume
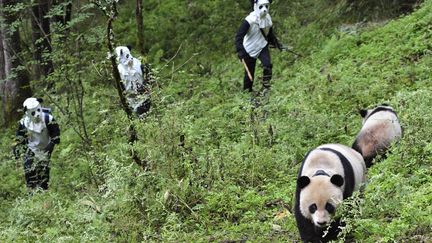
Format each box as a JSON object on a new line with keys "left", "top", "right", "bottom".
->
{"left": 13, "top": 97, "right": 60, "bottom": 190}
{"left": 235, "top": 0, "right": 282, "bottom": 92}
{"left": 115, "top": 45, "right": 151, "bottom": 116}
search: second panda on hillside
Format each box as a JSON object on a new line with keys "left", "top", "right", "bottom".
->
{"left": 352, "top": 104, "right": 402, "bottom": 168}
{"left": 294, "top": 144, "right": 366, "bottom": 242}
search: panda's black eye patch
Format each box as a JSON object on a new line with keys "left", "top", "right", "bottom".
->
{"left": 31, "top": 111, "right": 36, "bottom": 116}
{"left": 309, "top": 204, "right": 317, "bottom": 214}
{"left": 37, "top": 108, "right": 41, "bottom": 112}
{"left": 326, "top": 203, "right": 335, "bottom": 214}
{"left": 126, "top": 54, "right": 130, "bottom": 58}
{"left": 259, "top": 5, "right": 263, "bottom": 9}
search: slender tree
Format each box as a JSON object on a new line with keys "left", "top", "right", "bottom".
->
{"left": 0, "top": 0, "right": 32, "bottom": 127}
{"left": 136, "top": 0, "right": 144, "bottom": 54}
{"left": 52, "top": 0, "right": 73, "bottom": 26}
{"left": 31, "top": 0, "right": 54, "bottom": 82}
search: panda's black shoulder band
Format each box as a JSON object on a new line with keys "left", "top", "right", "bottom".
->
{"left": 366, "top": 107, "right": 397, "bottom": 121}
{"left": 318, "top": 148, "right": 355, "bottom": 199}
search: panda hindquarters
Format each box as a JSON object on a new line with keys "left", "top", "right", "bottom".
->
{"left": 352, "top": 109, "right": 402, "bottom": 168}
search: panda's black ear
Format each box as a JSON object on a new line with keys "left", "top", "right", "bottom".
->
{"left": 36, "top": 98, "right": 44, "bottom": 103}
{"left": 330, "top": 174, "right": 344, "bottom": 187}
{"left": 126, "top": 45, "right": 132, "bottom": 51}
{"left": 298, "top": 176, "right": 310, "bottom": 189}
{"left": 359, "top": 109, "right": 368, "bottom": 118}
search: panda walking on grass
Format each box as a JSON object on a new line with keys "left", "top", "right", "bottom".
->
{"left": 294, "top": 144, "right": 366, "bottom": 242}
{"left": 235, "top": 0, "right": 283, "bottom": 93}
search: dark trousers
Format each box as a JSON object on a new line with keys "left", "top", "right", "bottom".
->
{"left": 23, "top": 150, "right": 51, "bottom": 190}
{"left": 243, "top": 45, "right": 272, "bottom": 92}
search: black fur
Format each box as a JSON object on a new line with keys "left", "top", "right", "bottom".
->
{"left": 351, "top": 138, "right": 362, "bottom": 156}
{"left": 365, "top": 106, "right": 397, "bottom": 122}
{"left": 298, "top": 176, "right": 311, "bottom": 189}
{"left": 295, "top": 147, "right": 356, "bottom": 242}
{"left": 330, "top": 174, "right": 344, "bottom": 187}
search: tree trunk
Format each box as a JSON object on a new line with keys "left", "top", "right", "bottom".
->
{"left": 52, "top": 0, "right": 73, "bottom": 26}
{"left": 136, "top": 0, "right": 144, "bottom": 54}
{"left": 0, "top": 0, "right": 32, "bottom": 127}
{"left": 31, "top": 0, "right": 54, "bottom": 81}
{"left": 0, "top": 23, "right": 6, "bottom": 81}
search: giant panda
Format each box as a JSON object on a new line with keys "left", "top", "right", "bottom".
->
{"left": 294, "top": 144, "right": 366, "bottom": 242}
{"left": 352, "top": 104, "right": 402, "bottom": 168}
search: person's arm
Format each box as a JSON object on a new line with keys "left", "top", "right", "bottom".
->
{"left": 268, "top": 27, "right": 282, "bottom": 50}
{"left": 235, "top": 20, "right": 251, "bottom": 59}
{"left": 45, "top": 116, "right": 60, "bottom": 153}
{"left": 13, "top": 122, "right": 27, "bottom": 159}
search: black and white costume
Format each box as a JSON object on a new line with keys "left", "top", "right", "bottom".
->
{"left": 115, "top": 46, "right": 151, "bottom": 116}
{"left": 235, "top": 0, "right": 281, "bottom": 92}
{"left": 14, "top": 98, "right": 60, "bottom": 190}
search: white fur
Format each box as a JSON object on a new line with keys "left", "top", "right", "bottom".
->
{"left": 361, "top": 106, "right": 402, "bottom": 140}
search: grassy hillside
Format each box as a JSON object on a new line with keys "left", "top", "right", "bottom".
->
{"left": 1, "top": 0, "right": 431, "bottom": 242}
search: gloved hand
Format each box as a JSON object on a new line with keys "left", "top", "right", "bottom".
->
{"left": 136, "top": 83, "right": 146, "bottom": 94}
{"left": 12, "top": 145, "right": 19, "bottom": 160}
{"left": 238, "top": 51, "right": 250, "bottom": 60}
{"left": 44, "top": 142, "right": 55, "bottom": 154}
{"left": 278, "top": 43, "right": 290, "bottom": 51}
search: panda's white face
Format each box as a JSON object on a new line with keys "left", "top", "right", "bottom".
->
{"left": 299, "top": 176, "right": 343, "bottom": 228}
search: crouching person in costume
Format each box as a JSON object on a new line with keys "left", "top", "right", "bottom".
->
{"left": 13, "top": 98, "right": 60, "bottom": 190}
{"left": 115, "top": 46, "right": 151, "bottom": 116}
{"left": 235, "top": 0, "right": 282, "bottom": 92}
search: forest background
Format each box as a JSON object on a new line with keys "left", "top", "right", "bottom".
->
{"left": 0, "top": 0, "right": 431, "bottom": 242}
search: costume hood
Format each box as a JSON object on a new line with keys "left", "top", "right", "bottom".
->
{"left": 22, "top": 97, "right": 45, "bottom": 133}
{"left": 247, "top": 0, "right": 272, "bottom": 29}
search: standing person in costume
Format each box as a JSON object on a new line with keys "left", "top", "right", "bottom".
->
{"left": 13, "top": 97, "right": 60, "bottom": 190}
{"left": 235, "top": 0, "right": 282, "bottom": 92}
{"left": 115, "top": 45, "right": 151, "bottom": 116}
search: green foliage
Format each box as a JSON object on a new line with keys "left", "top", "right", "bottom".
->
{"left": 1, "top": 0, "right": 432, "bottom": 242}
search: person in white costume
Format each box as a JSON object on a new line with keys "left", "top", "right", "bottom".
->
{"left": 235, "top": 0, "right": 282, "bottom": 92}
{"left": 115, "top": 46, "right": 151, "bottom": 115}
{"left": 14, "top": 97, "right": 60, "bottom": 190}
